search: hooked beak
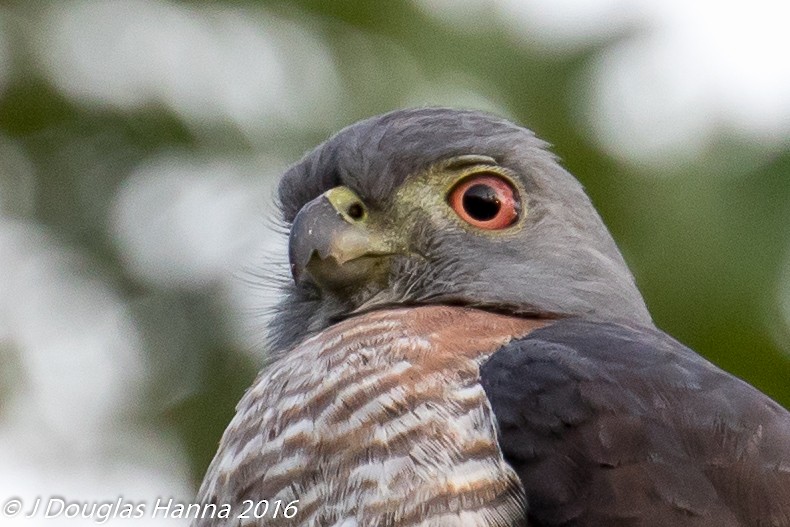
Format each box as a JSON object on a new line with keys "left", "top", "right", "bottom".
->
{"left": 288, "top": 186, "right": 398, "bottom": 292}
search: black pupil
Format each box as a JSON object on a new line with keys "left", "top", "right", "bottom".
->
{"left": 462, "top": 184, "right": 501, "bottom": 221}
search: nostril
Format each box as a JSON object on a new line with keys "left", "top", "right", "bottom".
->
{"left": 347, "top": 202, "right": 365, "bottom": 221}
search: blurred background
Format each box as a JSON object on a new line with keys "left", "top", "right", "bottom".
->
{"left": 1, "top": 0, "right": 789, "bottom": 524}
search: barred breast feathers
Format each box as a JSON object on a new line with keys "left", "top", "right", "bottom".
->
{"left": 195, "top": 305, "right": 548, "bottom": 527}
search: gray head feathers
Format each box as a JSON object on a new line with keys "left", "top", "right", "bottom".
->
{"left": 268, "top": 108, "right": 652, "bottom": 352}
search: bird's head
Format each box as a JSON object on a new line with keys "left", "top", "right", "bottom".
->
{"left": 267, "top": 108, "right": 651, "bottom": 352}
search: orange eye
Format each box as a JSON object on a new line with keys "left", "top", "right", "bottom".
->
{"left": 448, "top": 174, "right": 520, "bottom": 230}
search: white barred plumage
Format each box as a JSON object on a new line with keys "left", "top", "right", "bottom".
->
{"left": 194, "top": 306, "right": 547, "bottom": 526}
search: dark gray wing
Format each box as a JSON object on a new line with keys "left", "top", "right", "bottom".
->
{"left": 480, "top": 319, "right": 790, "bottom": 527}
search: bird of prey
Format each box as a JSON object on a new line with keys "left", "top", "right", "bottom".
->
{"left": 194, "top": 108, "right": 790, "bottom": 526}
